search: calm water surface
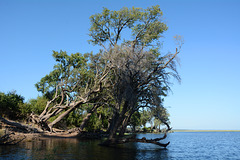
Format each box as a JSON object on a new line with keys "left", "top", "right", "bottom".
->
{"left": 0, "top": 132, "right": 240, "bottom": 160}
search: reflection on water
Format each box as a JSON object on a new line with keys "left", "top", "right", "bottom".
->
{"left": 1, "top": 132, "right": 240, "bottom": 160}
{"left": 0, "top": 134, "right": 168, "bottom": 160}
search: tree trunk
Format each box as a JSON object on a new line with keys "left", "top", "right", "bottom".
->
{"left": 118, "top": 118, "right": 128, "bottom": 136}
{"left": 119, "top": 107, "right": 136, "bottom": 136}
{"left": 79, "top": 104, "right": 100, "bottom": 131}
{"left": 107, "top": 112, "right": 120, "bottom": 139}
{"left": 118, "top": 113, "right": 133, "bottom": 136}
{"left": 48, "top": 103, "right": 82, "bottom": 130}
{"left": 107, "top": 101, "right": 129, "bottom": 139}
{"left": 48, "top": 107, "right": 74, "bottom": 130}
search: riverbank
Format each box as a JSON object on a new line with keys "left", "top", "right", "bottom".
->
{"left": 0, "top": 128, "right": 110, "bottom": 145}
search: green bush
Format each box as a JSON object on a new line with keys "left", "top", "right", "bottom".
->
{"left": 27, "top": 96, "right": 48, "bottom": 115}
{"left": 0, "top": 91, "right": 25, "bottom": 120}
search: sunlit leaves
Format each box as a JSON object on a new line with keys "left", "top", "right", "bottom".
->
{"left": 89, "top": 5, "right": 167, "bottom": 47}
{"left": 35, "top": 50, "right": 92, "bottom": 97}
{"left": 0, "top": 91, "right": 25, "bottom": 120}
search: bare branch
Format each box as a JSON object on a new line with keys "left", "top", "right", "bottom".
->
{"left": 161, "top": 47, "right": 179, "bottom": 69}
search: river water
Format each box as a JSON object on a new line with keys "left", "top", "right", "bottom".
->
{"left": 0, "top": 132, "right": 240, "bottom": 160}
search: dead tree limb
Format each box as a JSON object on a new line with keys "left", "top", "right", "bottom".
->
{"left": 100, "top": 134, "right": 170, "bottom": 148}
{"left": 0, "top": 116, "right": 42, "bottom": 133}
{"left": 126, "top": 137, "right": 170, "bottom": 148}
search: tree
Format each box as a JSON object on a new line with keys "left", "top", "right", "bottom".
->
{"left": 0, "top": 6, "right": 181, "bottom": 148}
{"left": 30, "top": 51, "right": 111, "bottom": 131}
{"left": 89, "top": 6, "right": 182, "bottom": 145}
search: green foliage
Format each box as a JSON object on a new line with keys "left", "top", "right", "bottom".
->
{"left": 18, "top": 103, "right": 32, "bottom": 118}
{"left": 139, "top": 109, "right": 152, "bottom": 128}
{"left": 84, "top": 107, "right": 111, "bottom": 132}
{"left": 153, "top": 105, "right": 170, "bottom": 124}
{"left": 28, "top": 5, "right": 178, "bottom": 133}
{"left": 96, "top": 107, "right": 112, "bottom": 130}
{"left": 85, "top": 113, "right": 102, "bottom": 132}
{"left": 142, "top": 126, "right": 152, "bottom": 133}
{"left": 0, "top": 91, "right": 26, "bottom": 120}
{"left": 137, "top": 107, "right": 170, "bottom": 132}
{"left": 88, "top": 5, "right": 179, "bottom": 138}
{"left": 35, "top": 50, "right": 92, "bottom": 96}
{"left": 129, "top": 111, "right": 141, "bottom": 131}
{"left": 28, "top": 96, "right": 48, "bottom": 114}
{"left": 65, "top": 109, "right": 84, "bottom": 128}
{"left": 1, "top": 6, "right": 178, "bottom": 136}
{"left": 89, "top": 5, "right": 168, "bottom": 46}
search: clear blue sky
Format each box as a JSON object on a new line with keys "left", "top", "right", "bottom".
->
{"left": 1, "top": 0, "right": 240, "bottom": 130}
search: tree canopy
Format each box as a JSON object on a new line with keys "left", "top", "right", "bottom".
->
{"left": 1, "top": 5, "right": 182, "bottom": 147}
{"left": 88, "top": 5, "right": 181, "bottom": 138}
{"left": 89, "top": 5, "right": 168, "bottom": 47}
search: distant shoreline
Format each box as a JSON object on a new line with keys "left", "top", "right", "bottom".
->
{"left": 172, "top": 129, "right": 240, "bottom": 132}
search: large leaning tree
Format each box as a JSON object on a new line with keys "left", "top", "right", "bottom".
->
{"left": 31, "top": 51, "right": 111, "bottom": 132}
{"left": 2, "top": 5, "right": 184, "bottom": 147}
{"left": 88, "top": 5, "right": 182, "bottom": 146}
